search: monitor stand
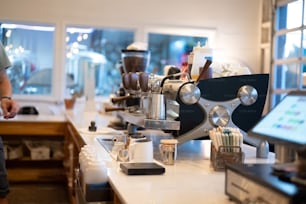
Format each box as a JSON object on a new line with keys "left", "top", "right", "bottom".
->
{"left": 272, "top": 148, "right": 306, "bottom": 186}
{"left": 291, "top": 149, "right": 306, "bottom": 186}
{"left": 274, "top": 144, "right": 296, "bottom": 163}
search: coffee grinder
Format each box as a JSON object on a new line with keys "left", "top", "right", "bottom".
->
{"left": 108, "top": 49, "right": 151, "bottom": 130}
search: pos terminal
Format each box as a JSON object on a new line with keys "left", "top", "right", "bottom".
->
{"left": 225, "top": 91, "right": 306, "bottom": 204}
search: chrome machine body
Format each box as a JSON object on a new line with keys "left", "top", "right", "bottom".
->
{"left": 175, "top": 74, "right": 269, "bottom": 144}
{"left": 117, "top": 73, "right": 269, "bottom": 145}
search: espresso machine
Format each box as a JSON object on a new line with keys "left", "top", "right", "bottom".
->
{"left": 109, "top": 49, "right": 269, "bottom": 146}
{"left": 113, "top": 73, "right": 268, "bottom": 145}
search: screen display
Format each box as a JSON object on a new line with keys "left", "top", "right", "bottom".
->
{"left": 248, "top": 91, "right": 306, "bottom": 147}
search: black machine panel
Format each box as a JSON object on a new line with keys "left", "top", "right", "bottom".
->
{"left": 177, "top": 74, "right": 269, "bottom": 136}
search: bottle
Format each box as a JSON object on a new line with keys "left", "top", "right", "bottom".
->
{"left": 83, "top": 160, "right": 108, "bottom": 184}
{"left": 190, "top": 41, "right": 213, "bottom": 81}
{"left": 180, "top": 62, "right": 189, "bottom": 80}
{"left": 187, "top": 52, "right": 194, "bottom": 77}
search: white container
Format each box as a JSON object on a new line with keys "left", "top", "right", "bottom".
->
{"left": 7, "top": 144, "right": 23, "bottom": 160}
{"left": 190, "top": 42, "right": 213, "bottom": 80}
{"left": 79, "top": 145, "right": 108, "bottom": 185}
{"left": 24, "top": 140, "right": 50, "bottom": 160}
{"left": 83, "top": 161, "right": 108, "bottom": 184}
{"left": 30, "top": 146, "right": 50, "bottom": 160}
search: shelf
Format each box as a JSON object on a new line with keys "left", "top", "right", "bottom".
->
{"left": 0, "top": 121, "right": 66, "bottom": 136}
{"left": 7, "top": 167, "right": 66, "bottom": 183}
{"left": 6, "top": 158, "right": 63, "bottom": 168}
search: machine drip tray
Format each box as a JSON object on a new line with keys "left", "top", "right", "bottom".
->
{"left": 96, "top": 137, "right": 113, "bottom": 154}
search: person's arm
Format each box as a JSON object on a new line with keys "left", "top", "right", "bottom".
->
{"left": 0, "top": 69, "right": 18, "bottom": 119}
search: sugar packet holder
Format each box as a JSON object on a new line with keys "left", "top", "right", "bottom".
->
{"left": 209, "top": 127, "right": 245, "bottom": 171}
{"left": 209, "top": 127, "right": 243, "bottom": 152}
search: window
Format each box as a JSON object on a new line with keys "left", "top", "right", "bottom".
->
{"left": 271, "top": 0, "right": 306, "bottom": 106}
{"left": 65, "top": 26, "right": 134, "bottom": 97}
{"left": 0, "top": 22, "right": 55, "bottom": 95}
{"left": 65, "top": 26, "right": 214, "bottom": 97}
{"left": 147, "top": 33, "right": 208, "bottom": 75}
{"left": 1, "top": 21, "right": 215, "bottom": 101}
{"left": 145, "top": 26, "right": 215, "bottom": 75}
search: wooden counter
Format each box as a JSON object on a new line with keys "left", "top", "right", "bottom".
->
{"left": 71, "top": 111, "right": 276, "bottom": 204}
{"left": 0, "top": 115, "right": 67, "bottom": 183}
{"left": 0, "top": 112, "right": 275, "bottom": 204}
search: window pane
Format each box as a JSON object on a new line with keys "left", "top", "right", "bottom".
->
{"left": 304, "top": 0, "right": 306, "bottom": 26}
{"left": 65, "top": 27, "right": 134, "bottom": 97}
{"left": 274, "top": 63, "right": 299, "bottom": 89}
{"left": 303, "top": 63, "right": 306, "bottom": 88}
{"left": 275, "top": 31, "right": 301, "bottom": 59}
{"left": 148, "top": 33, "right": 208, "bottom": 75}
{"left": 303, "top": 29, "right": 306, "bottom": 57}
{"left": 271, "top": 93, "right": 287, "bottom": 108}
{"left": 0, "top": 22, "right": 55, "bottom": 95}
{"left": 276, "top": 0, "right": 303, "bottom": 30}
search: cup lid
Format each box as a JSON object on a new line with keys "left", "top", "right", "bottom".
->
{"left": 160, "top": 139, "right": 178, "bottom": 144}
{"left": 121, "top": 49, "right": 150, "bottom": 53}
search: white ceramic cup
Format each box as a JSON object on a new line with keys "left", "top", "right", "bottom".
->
{"left": 129, "top": 135, "right": 147, "bottom": 145}
{"left": 128, "top": 139, "right": 153, "bottom": 163}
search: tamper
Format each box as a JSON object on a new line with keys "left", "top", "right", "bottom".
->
{"left": 88, "top": 121, "right": 97, "bottom": 132}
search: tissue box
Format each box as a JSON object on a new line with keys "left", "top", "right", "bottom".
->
{"left": 24, "top": 140, "right": 50, "bottom": 160}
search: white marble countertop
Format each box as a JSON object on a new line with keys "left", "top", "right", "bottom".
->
{"left": 0, "top": 114, "right": 66, "bottom": 122}
{"left": 1, "top": 110, "right": 275, "bottom": 203}
{"left": 69, "top": 111, "right": 275, "bottom": 204}
{"left": 4, "top": 111, "right": 275, "bottom": 203}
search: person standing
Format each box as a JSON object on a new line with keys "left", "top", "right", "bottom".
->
{"left": 0, "top": 41, "right": 19, "bottom": 204}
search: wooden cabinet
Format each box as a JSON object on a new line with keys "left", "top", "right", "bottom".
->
{"left": 0, "top": 118, "right": 117, "bottom": 204}
{"left": 63, "top": 122, "right": 119, "bottom": 204}
{"left": 0, "top": 121, "right": 67, "bottom": 183}
{"left": 64, "top": 122, "right": 86, "bottom": 204}
{"left": 0, "top": 119, "right": 86, "bottom": 204}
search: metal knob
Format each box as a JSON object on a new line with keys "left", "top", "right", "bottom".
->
{"left": 179, "top": 82, "right": 201, "bottom": 105}
{"left": 238, "top": 85, "right": 258, "bottom": 106}
{"left": 209, "top": 105, "right": 230, "bottom": 127}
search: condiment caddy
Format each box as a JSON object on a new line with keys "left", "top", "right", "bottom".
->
{"left": 209, "top": 127, "right": 245, "bottom": 171}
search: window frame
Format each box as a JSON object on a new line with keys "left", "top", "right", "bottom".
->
{"left": 143, "top": 26, "right": 216, "bottom": 47}
{"left": 0, "top": 20, "right": 60, "bottom": 103}
{"left": 270, "top": 0, "right": 306, "bottom": 107}
{"left": 3, "top": 21, "right": 216, "bottom": 103}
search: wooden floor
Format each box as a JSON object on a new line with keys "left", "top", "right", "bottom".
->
{"left": 7, "top": 183, "right": 70, "bottom": 204}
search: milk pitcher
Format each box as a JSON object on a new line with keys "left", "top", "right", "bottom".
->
{"left": 149, "top": 93, "right": 166, "bottom": 120}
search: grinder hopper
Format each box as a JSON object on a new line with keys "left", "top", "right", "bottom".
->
{"left": 121, "top": 50, "right": 151, "bottom": 73}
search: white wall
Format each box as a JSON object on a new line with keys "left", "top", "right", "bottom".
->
{"left": 0, "top": 0, "right": 261, "bottom": 114}
{"left": 0, "top": 0, "right": 261, "bottom": 71}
